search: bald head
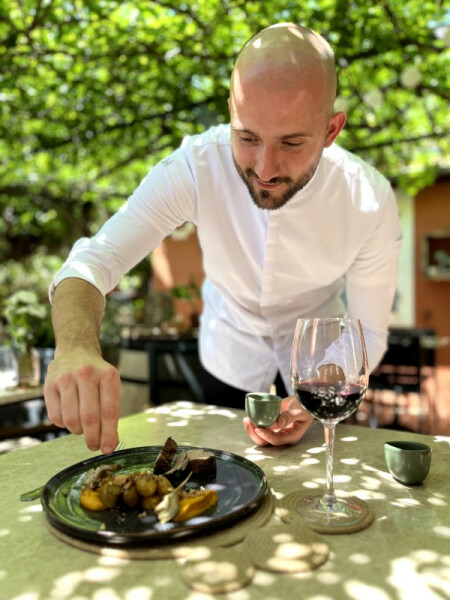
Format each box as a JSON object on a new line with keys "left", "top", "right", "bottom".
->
{"left": 231, "top": 23, "right": 337, "bottom": 114}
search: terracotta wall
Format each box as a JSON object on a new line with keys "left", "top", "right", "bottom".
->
{"left": 151, "top": 231, "right": 205, "bottom": 329}
{"left": 414, "top": 180, "right": 450, "bottom": 366}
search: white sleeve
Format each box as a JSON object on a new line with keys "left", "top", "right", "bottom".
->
{"left": 345, "top": 187, "right": 402, "bottom": 371}
{"left": 49, "top": 148, "right": 198, "bottom": 301}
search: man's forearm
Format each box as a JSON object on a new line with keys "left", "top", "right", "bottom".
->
{"left": 52, "top": 278, "right": 105, "bottom": 356}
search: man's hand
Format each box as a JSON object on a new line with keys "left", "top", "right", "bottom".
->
{"left": 243, "top": 395, "right": 313, "bottom": 446}
{"left": 44, "top": 348, "right": 121, "bottom": 454}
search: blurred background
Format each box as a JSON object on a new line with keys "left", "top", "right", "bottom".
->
{"left": 0, "top": 0, "right": 449, "bottom": 444}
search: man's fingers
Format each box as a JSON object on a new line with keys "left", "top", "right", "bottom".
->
{"left": 253, "top": 420, "right": 311, "bottom": 446}
{"left": 280, "top": 395, "right": 298, "bottom": 412}
{"left": 277, "top": 408, "right": 313, "bottom": 429}
{"left": 243, "top": 417, "right": 270, "bottom": 447}
{"left": 276, "top": 396, "right": 313, "bottom": 429}
{"left": 43, "top": 381, "right": 64, "bottom": 428}
{"left": 98, "top": 366, "right": 121, "bottom": 454}
{"left": 77, "top": 366, "right": 101, "bottom": 451}
{"left": 243, "top": 394, "right": 314, "bottom": 447}
{"left": 43, "top": 352, "right": 121, "bottom": 454}
{"left": 58, "top": 374, "right": 82, "bottom": 435}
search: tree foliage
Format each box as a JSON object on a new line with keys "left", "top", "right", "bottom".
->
{"left": 0, "top": 0, "right": 448, "bottom": 271}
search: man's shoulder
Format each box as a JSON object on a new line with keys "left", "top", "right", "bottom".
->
{"left": 322, "top": 144, "right": 391, "bottom": 192}
{"left": 180, "top": 124, "right": 231, "bottom": 152}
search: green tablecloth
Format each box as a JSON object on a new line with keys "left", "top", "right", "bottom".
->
{"left": 1, "top": 401, "right": 449, "bottom": 599}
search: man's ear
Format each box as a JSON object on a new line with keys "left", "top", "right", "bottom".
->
{"left": 324, "top": 111, "right": 347, "bottom": 147}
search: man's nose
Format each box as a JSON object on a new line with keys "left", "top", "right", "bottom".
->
{"left": 254, "top": 145, "right": 280, "bottom": 182}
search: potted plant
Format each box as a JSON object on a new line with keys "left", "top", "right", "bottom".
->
{"left": 170, "top": 278, "right": 202, "bottom": 330}
{"left": 3, "top": 290, "right": 52, "bottom": 387}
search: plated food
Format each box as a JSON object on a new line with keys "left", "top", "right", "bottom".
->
{"left": 79, "top": 437, "right": 218, "bottom": 523}
{"left": 41, "top": 442, "right": 267, "bottom": 544}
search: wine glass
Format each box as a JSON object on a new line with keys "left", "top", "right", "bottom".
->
{"left": 290, "top": 317, "right": 369, "bottom": 530}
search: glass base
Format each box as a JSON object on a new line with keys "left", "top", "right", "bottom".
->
{"left": 296, "top": 493, "right": 370, "bottom": 530}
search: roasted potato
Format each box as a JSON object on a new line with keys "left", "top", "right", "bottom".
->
{"left": 156, "top": 475, "right": 173, "bottom": 496}
{"left": 142, "top": 495, "right": 162, "bottom": 511}
{"left": 99, "top": 480, "right": 122, "bottom": 509}
{"left": 122, "top": 483, "right": 140, "bottom": 508}
{"left": 136, "top": 474, "right": 158, "bottom": 497}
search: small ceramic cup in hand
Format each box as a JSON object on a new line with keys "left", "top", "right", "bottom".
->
{"left": 245, "top": 392, "right": 282, "bottom": 429}
{"left": 384, "top": 440, "right": 432, "bottom": 485}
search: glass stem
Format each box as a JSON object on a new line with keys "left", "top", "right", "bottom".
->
{"left": 323, "top": 424, "right": 337, "bottom": 509}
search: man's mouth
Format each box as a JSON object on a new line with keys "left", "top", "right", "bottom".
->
{"left": 249, "top": 173, "right": 290, "bottom": 191}
{"left": 255, "top": 178, "right": 283, "bottom": 190}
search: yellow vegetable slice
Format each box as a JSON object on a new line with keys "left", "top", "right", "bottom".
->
{"left": 172, "top": 490, "right": 218, "bottom": 522}
{"left": 80, "top": 488, "right": 106, "bottom": 511}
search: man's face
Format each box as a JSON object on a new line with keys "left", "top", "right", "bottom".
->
{"left": 231, "top": 150, "right": 321, "bottom": 211}
{"left": 229, "top": 68, "right": 344, "bottom": 211}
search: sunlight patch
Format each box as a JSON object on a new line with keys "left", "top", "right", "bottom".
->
{"left": 362, "top": 464, "right": 382, "bottom": 473}
{"left": 434, "top": 436, "right": 450, "bottom": 445}
{"left": 97, "top": 556, "right": 130, "bottom": 567}
{"left": 360, "top": 476, "right": 382, "bottom": 490}
{"left": 333, "top": 475, "right": 351, "bottom": 483}
{"left": 345, "top": 579, "right": 391, "bottom": 600}
{"left": 393, "top": 498, "right": 421, "bottom": 507}
{"left": 354, "top": 490, "right": 386, "bottom": 501}
{"left": 433, "top": 525, "right": 450, "bottom": 538}
{"left": 209, "top": 408, "right": 237, "bottom": 419}
{"left": 317, "top": 571, "right": 341, "bottom": 584}
{"left": 50, "top": 571, "right": 84, "bottom": 599}
{"left": 124, "top": 586, "right": 153, "bottom": 600}
{"left": 149, "top": 576, "right": 172, "bottom": 587}
{"left": 388, "top": 556, "right": 439, "bottom": 599}
{"left": 85, "top": 567, "right": 119, "bottom": 583}
{"left": 244, "top": 447, "right": 265, "bottom": 455}
{"left": 349, "top": 553, "right": 371, "bottom": 565}
{"left": 272, "top": 490, "right": 285, "bottom": 499}
{"left": 11, "top": 592, "right": 39, "bottom": 600}
{"left": 92, "top": 587, "right": 120, "bottom": 600}
{"left": 303, "top": 481, "right": 321, "bottom": 489}
{"left": 307, "top": 446, "right": 326, "bottom": 454}
{"left": 427, "top": 496, "right": 447, "bottom": 507}
{"left": 300, "top": 458, "right": 320, "bottom": 466}
{"left": 20, "top": 504, "right": 43, "bottom": 513}
{"left": 246, "top": 453, "right": 270, "bottom": 462}
{"left": 17, "top": 515, "right": 33, "bottom": 523}
{"left": 411, "top": 550, "right": 439, "bottom": 563}
{"left": 253, "top": 569, "right": 276, "bottom": 586}
{"left": 301, "top": 596, "right": 335, "bottom": 600}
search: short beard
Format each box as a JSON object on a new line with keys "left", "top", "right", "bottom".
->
{"left": 232, "top": 156, "right": 320, "bottom": 210}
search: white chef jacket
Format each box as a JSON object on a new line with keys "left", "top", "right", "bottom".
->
{"left": 50, "top": 124, "right": 402, "bottom": 394}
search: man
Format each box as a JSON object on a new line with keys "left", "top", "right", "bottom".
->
{"left": 44, "top": 23, "right": 402, "bottom": 454}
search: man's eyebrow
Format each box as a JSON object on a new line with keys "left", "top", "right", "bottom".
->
{"left": 231, "top": 127, "right": 313, "bottom": 139}
{"left": 231, "top": 127, "right": 256, "bottom": 134}
{"left": 280, "top": 132, "right": 314, "bottom": 139}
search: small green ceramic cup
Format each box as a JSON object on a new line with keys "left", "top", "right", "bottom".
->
{"left": 245, "top": 392, "right": 282, "bottom": 428}
{"left": 384, "top": 441, "right": 432, "bottom": 485}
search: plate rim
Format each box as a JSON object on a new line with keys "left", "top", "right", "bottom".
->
{"left": 41, "top": 445, "right": 268, "bottom": 545}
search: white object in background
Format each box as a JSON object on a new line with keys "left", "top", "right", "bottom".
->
{"left": 0, "top": 346, "right": 19, "bottom": 390}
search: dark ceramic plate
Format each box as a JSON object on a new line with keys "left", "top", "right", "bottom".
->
{"left": 41, "top": 446, "right": 267, "bottom": 545}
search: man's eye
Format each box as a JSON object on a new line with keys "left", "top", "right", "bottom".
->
{"left": 283, "top": 141, "right": 303, "bottom": 148}
{"left": 240, "top": 136, "right": 257, "bottom": 143}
